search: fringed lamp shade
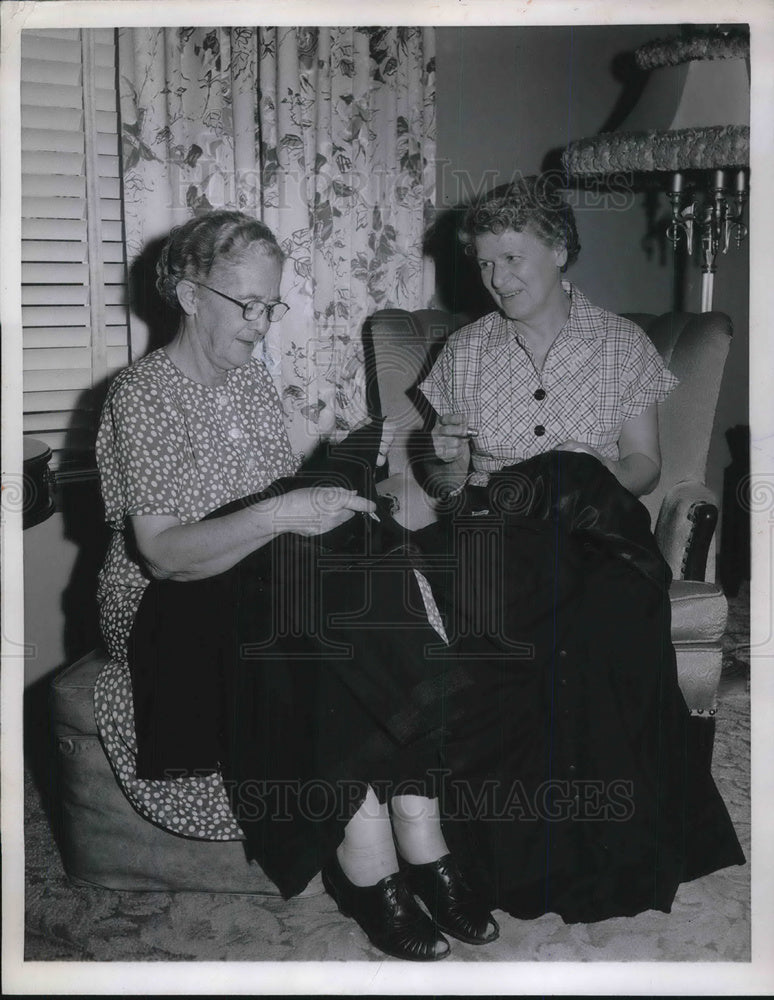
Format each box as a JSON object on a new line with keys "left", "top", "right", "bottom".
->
{"left": 563, "top": 31, "right": 750, "bottom": 312}
{"left": 566, "top": 124, "right": 748, "bottom": 176}
{"left": 563, "top": 34, "right": 750, "bottom": 176}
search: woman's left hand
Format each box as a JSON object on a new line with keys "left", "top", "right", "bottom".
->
{"left": 555, "top": 440, "right": 614, "bottom": 474}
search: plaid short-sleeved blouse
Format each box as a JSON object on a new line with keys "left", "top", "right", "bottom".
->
{"left": 419, "top": 283, "right": 679, "bottom": 486}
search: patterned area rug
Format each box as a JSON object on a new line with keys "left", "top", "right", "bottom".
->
{"left": 23, "top": 587, "right": 750, "bottom": 963}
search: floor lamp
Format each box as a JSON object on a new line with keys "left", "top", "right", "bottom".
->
{"left": 563, "top": 31, "right": 750, "bottom": 313}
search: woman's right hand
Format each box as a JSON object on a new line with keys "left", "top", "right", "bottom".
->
{"left": 432, "top": 413, "right": 472, "bottom": 464}
{"left": 269, "top": 487, "right": 376, "bottom": 536}
{"left": 130, "top": 488, "right": 374, "bottom": 582}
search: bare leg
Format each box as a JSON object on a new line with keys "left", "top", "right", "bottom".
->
{"left": 390, "top": 794, "right": 449, "bottom": 864}
{"left": 336, "top": 786, "right": 399, "bottom": 886}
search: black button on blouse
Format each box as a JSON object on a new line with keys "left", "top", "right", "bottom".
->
{"left": 533, "top": 388, "right": 546, "bottom": 401}
{"left": 534, "top": 425, "right": 546, "bottom": 437}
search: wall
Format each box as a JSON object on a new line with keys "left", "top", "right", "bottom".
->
{"left": 435, "top": 24, "right": 681, "bottom": 308}
{"left": 23, "top": 513, "right": 80, "bottom": 687}
{"left": 23, "top": 479, "right": 108, "bottom": 687}
{"left": 434, "top": 24, "right": 750, "bottom": 549}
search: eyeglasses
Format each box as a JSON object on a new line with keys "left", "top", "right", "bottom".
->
{"left": 190, "top": 281, "right": 290, "bottom": 323}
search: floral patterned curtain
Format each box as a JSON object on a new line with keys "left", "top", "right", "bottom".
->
{"left": 118, "top": 26, "right": 436, "bottom": 454}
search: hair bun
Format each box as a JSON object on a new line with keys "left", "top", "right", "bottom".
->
{"left": 153, "top": 211, "right": 283, "bottom": 311}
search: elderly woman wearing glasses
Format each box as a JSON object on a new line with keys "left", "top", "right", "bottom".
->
{"left": 96, "top": 211, "right": 341, "bottom": 656}
{"left": 95, "top": 210, "right": 496, "bottom": 962}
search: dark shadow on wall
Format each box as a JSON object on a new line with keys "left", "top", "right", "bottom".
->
{"left": 718, "top": 424, "right": 751, "bottom": 597}
{"left": 58, "top": 473, "right": 111, "bottom": 665}
{"left": 423, "top": 206, "right": 493, "bottom": 321}
{"left": 24, "top": 672, "right": 61, "bottom": 838}
{"left": 56, "top": 234, "right": 182, "bottom": 672}
{"left": 128, "top": 234, "right": 180, "bottom": 355}
{"left": 593, "top": 46, "right": 651, "bottom": 135}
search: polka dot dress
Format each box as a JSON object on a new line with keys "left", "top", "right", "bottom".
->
{"left": 96, "top": 349, "right": 298, "bottom": 665}
{"left": 92, "top": 349, "right": 448, "bottom": 840}
{"left": 94, "top": 658, "right": 243, "bottom": 839}
{"left": 93, "top": 348, "right": 298, "bottom": 839}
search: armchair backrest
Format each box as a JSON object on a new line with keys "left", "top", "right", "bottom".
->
{"left": 364, "top": 307, "right": 732, "bottom": 526}
{"left": 623, "top": 312, "right": 733, "bottom": 524}
{"left": 364, "top": 309, "right": 460, "bottom": 477}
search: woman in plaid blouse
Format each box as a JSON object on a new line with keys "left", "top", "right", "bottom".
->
{"left": 413, "top": 177, "right": 744, "bottom": 924}
{"left": 420, "top": 178, "right": 677, "bottom": 498}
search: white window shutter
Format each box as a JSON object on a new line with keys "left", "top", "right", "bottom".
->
{"left": 21, "top": 27, "right": 130, "bottom": 470}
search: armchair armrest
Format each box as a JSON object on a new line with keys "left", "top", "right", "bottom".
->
{"left": 654, "top": 481, "right": 720, "bottom": 582}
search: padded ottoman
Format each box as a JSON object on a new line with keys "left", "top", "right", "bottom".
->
{"left": 51, "top": 650, "right": 321, "bottom": 896}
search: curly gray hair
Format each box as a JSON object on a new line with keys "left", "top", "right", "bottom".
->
{"left": 459, "top": 175, "right": 581, "bottom": 270}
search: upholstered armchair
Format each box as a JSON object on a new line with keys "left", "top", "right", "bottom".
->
{"left": 365, "top": 308, "right": 733, "bottom": 756}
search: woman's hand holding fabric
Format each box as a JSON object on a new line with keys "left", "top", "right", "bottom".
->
{"left": 131, "top": 486, "right": 375, "bottom": 582}
{"left": 271, "top": 486, "right": 376, "bottom": 536}
{"left": 557, "top": 405, "right": 661, "bottom": 498}
{"left": 556, "top": 403, "right": 661, "bottom": 498}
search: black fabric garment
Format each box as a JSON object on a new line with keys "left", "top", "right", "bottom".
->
{"left": 129, "top": 568, "right": 233, "bottom": 778}
{"left": 219, "top": 529, "right": 456, "bottom": 897}
{"left": 128, "top": 442, "right": 744, "bottom": 912}
{"left": 412, "top": 451, "right": 745, "bottom": 923}
{"left": 128, "top": 422, "right": 454, "bottom": 896}
{"left": 129, "top": 420, "right": 388, "bottom": 777}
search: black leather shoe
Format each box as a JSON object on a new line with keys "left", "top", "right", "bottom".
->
{"left": 403, "top": 854, "right": 499, "bottom": 945}
{"left": 322, "top": 855, "right": 451, "bottom": 961}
